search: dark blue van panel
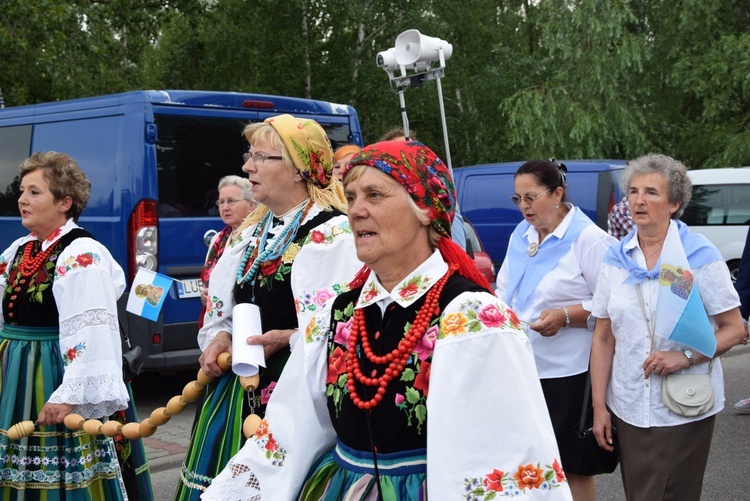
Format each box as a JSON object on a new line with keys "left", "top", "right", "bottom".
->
{"left": 454, "top": 160, "right": 626, "bottom": 266}
{"left": 0, "top": 90, "right": 363, "bottom": 371}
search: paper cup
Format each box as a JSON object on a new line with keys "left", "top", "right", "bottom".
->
{"left": 231, "top": 303, "right": 266, "bottom": 377}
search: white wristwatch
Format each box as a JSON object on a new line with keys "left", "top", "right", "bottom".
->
{"left": 683, "top": 349, "right": 694, "bottom": 367}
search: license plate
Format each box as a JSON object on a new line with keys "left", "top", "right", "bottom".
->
{"left": 176, "top": 278, "right": 204, "bottom": 299}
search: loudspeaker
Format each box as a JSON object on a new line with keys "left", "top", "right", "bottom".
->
{"left": 376, "top": 48, "right": 398, "bottom": 72}
{"left": 394, "top": 30, "right": 453, "bottom": 67}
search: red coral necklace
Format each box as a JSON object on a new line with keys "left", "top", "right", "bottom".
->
{"left": 345, "top": 264, "right": 456, "bottom": 410}
{"left": 19, "top": 238, "right": 60, "bottom": 278}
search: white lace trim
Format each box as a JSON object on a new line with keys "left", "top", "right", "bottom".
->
{"left": 59, "top": 309, "right": 118, "bottom": 340}
{"left": 48, "top": 372, "right": 128, "bottom": 419}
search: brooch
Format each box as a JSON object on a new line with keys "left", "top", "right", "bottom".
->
{"left": 527, "top": 243, "right": 539, "bottom": 257}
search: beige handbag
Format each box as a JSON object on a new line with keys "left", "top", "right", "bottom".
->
{"left": 661, "top": 371, "right": 714, "bottom": 417}
{"left": 636, "top": 285, "right": 715, "bottom": 417}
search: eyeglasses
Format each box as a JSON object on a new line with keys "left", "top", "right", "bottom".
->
{"left": 510, "top": 188, "right": 551, "bottom": 206}
{"left": 215, "top": 198, "right": 244, "bottom": 207}
{"left": 243, "top": 152, "right": 283, "bottom": 165}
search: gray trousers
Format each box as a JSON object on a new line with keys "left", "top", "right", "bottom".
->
{"left": 614, "top": 413, "right": 716, "bottom": 501}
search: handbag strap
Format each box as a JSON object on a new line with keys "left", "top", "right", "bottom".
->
{"left": 635, "top": 283, "right": 713, "bottom": 373}
{"left": 577, "top": 373, "right": 592, "bottom": 434}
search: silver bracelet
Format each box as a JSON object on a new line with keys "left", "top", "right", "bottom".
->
{"left": 562, "top": 306, "right": 570, "bottom": 328}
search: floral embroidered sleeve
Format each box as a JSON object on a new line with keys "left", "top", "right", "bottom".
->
{"left": 290, "top": 215, "right": 362, "bottom": 346}
{"left": 50, "top": 237, "right": 129, "bottom": 418}
{"left": 427, "top": 291, "right": 572, "bottom": 499}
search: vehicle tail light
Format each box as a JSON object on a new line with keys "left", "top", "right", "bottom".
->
{"left": 242, "top": 100, "right": 275, "bottom": 109}
{"left": 127, "top": 199, "right": 158, "bottom": 283}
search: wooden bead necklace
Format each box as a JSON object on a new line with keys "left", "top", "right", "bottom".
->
{"left": 19, "top": 238, "right": 61, "bottom": 278}
{"left": 345, "top": 265, "right": 456, "bottom": 410}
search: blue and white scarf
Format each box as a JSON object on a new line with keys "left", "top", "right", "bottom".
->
{"left": 603, "top": 219, "right": 723, "bottom": 356}
{"left": 506, "top": 206, "right": 593, "bottom": 310}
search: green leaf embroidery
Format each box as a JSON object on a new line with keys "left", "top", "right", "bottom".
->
{"left": 401, "top": 368, "right": 416, "bottom": 382}
{"left": 405, "top": 386, "right": 420, "bottom": 404}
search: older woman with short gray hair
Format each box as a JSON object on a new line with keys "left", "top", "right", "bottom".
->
{"left": 590, "top": 153, "right": 744, "bottom": 500}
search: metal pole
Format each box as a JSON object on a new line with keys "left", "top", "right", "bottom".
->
{"left": 398, "top": 89, "right": 410, "bottom": 141}
{"left": 435, "top": 72, "right": 452, "bottom": 175}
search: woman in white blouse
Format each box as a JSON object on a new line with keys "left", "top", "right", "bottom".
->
{"left": 0, "top": 152, "right": 138, "bottom": 498}
{"left": 495, "top": 159, "right": 616, "bottom": 501}
{"left": 590, "top": 154, "right": 745, "bottom": 500}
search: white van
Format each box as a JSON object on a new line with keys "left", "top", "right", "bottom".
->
{"left": 682, "top": 167, "right": 750, "bottom": 282}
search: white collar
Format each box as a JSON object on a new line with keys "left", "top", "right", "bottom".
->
{"left": 355, "top": 250, "right": 449, "bottom": 309}
{"left": 522, "top": 203, "right": 575, "bottom": 244}
{"left": 21, "top": 218, "right": 80, "bottom": 251}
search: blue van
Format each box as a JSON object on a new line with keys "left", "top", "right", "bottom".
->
{"left": 0, "top": 90, "right": 363, "bottom": 371}
{"left": 453, "top": 160, "right": 626, "bottom": 267}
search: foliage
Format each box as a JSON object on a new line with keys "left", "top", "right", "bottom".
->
{"left": 2, "top": 0, "right": 750, "bottom": 169}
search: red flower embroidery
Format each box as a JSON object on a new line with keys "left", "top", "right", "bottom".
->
{"left": 67, "top": 347, "right": 77, "bottom": 360}
{"left": 363, "top": 284, "right": 378, "bottom": 303}
{"left": 265, "top": 436, "right": 278, "bottom": 452}
{"left": 552, "top": 458, "right": 565, "bottom": 483}
{"left": 399, "top": 282, "right": 419, "bottom": 299}
{"left": 514, "top": 464, "right": 545, "bottom": 490}
{"left": 76, "top": 253, "right": 94, "bottom": 267}
{"left": 310, "top": 230, "right": 325, "bottom": 244}
{"left": 483, "top": 468, "right": 505, "bottom": 492}
{"left": 45, "top": 228, "right": 62, "bottom": 243}
{"left": 259, "top": 258, "right": 281, "bottom": 277}
{"left": 506, "top": 308, "right": 522, "bottom": 329}
{"left": 327, "top": 346, "right": 346, "bottom": 385}
{"left": 0, "top": 262, "right": 7, "bottom": 275}
{"left": 413, "top": 360, "right": 431, "bottom": 397}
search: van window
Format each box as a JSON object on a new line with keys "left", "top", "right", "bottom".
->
{"left": 156, "top": 115, "right": 248, "bottom": 218}
{"left": 155, "top": 115, "right": 351, "bottom": 218}
{"left": 0, "top": 125, "right": 32, "bottom": 216}
{"left": 682, "top": 184, "right": 750, "bottom": 226}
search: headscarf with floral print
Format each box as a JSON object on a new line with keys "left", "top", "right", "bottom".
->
{"left": 344, "top": 141, "right": 492, "bottom": 291}
{"left": 265, "top": 114, "right": 334, "bottom": 188}
{"left": 344, "top": 140, "right": 455, "bottom": 237}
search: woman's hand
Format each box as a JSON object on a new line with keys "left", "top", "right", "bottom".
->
{"left": 246, "top": 329, "right": 296, "bottom": 359}
{"left": 200, "top": 331, "right": 232, "bottom": 377}
{"left": 37, "top": 403, "right": 76, "bottom": 426}
{"left": 592, "top": 407, "right": 615, "bottom": 452}
{"left": 200, "top": 287, "right": 208, "bottom": 306}
{"left": 643, "top": 350, "right": 689, "bottom": 378}
{"left": 530, "top": 308, "right": 566, "bottom": 337}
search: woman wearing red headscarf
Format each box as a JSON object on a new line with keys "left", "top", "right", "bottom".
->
{"left": 203, "top": 141, "right": 572, "bottom": 500}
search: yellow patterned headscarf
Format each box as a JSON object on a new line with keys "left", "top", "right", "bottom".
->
{"left": 265, "top": 114, "right": 334, "bottom": 188}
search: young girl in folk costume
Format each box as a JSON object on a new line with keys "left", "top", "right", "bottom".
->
{"left": 204, "top": 141, "right": 573, "bottom": 500}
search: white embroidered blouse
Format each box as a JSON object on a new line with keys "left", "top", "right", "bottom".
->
{"left": 0, "top": 219, "right": 129, "bottom": 418}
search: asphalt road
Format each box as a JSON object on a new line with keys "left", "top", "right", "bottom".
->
{"left": 134, "top": 346, "right": 750, "bottom": 500}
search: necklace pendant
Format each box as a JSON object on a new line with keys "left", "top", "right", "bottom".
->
{"left": 527, "top": 242, "right": 539, "bottom": 257}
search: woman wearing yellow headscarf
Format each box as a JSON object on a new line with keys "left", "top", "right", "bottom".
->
{"left": 176, "top": 115, "right": 362, "bottom": 500}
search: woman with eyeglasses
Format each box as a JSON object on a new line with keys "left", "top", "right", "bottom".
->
{"left": 198, "top": 176, "right": 256, "bottom": 328}
{"left": 176, "top": 115, "right": 362, "bottom": 500}
{"left": 494, "top": 159, "right": 617, "bottom": 501}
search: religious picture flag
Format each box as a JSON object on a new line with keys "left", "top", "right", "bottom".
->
{"left": 655, "top": 224, "right": 717, "bottom": 357}
{"left": 126, "top": 267, "right": 174, "bottom": 321}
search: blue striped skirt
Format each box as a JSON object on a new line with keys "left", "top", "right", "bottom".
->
{"left": 299, "top": 441, "right": 427, "bottom": 501}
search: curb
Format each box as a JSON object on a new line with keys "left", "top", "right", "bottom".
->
{"left": 149, "top": 453, "right": 185, "bottom": 474}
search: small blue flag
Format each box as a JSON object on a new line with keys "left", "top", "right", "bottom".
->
{"left": 126, "top": 268, "right": 174, "bottom": 321}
